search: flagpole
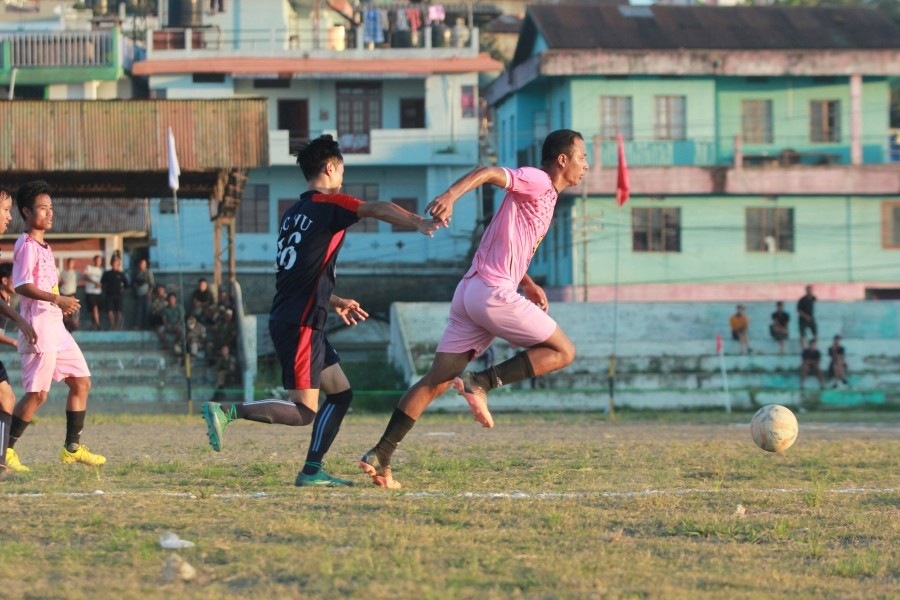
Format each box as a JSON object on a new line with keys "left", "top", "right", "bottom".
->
{"left": 610, "top": 134, "right": 630, "bottom": 420}
{"left": 168, "top": 127, "right": 192, "bottom": 415}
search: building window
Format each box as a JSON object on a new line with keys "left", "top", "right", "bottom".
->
{"left": 632, "top": 207, "right": 681, "bottom": 252}
{"left": 745, "top": 207, "right": 794, "bottom": 253}
{"left": 400, "top": 98, "right": 424, "bottom": 128}
{"left": 653, "top": 96, "right": 686, "bottom": 140}
{"left": 741, "top": 99, "right": 773, "bottom": 144}
{"left": 461, "top": 85, "right": 475, "bottom": 118}
{"left": 336, "top": 82, "right": 382, "bottom": 154}
{"left": 391, "top": 198, "right": 418, "bottom": 231}
{"left": 810, "top": 100, "right": 840, "bottom": 143}
{"left": 345, "top": 183, "right": 379, "bottom": 233}
{"left": 237, "top": 185, "right": 270, "bottom": 233}
{"left": 881, "top": 202, "right": 900, "bottom": 248}
{"left": 278, "top": 99, "right": 309, "bottom": 155}
{"left": 192, "top": 73, "right": 225, "bottom": 84}
{"left": 601, "top": 96, "right": 633, "bottom": 140}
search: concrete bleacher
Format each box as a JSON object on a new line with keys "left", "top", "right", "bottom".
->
{"left": 3, "top": 330, "right": 230, "bottom": 413}
{"left": 389, "top": 301, "right": 900, "bottom": 413}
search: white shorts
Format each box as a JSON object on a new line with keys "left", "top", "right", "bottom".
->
{"left": 436, "top": 274, "right": 557, "bottom": 358}
{"left": 21, "top": 346, "right": 91, "bottom": 393}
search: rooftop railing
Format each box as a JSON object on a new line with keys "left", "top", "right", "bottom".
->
{"left": 0, "top": 30, "right": 118, "bottom": 68}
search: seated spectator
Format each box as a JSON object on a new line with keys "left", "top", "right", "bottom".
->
{"left": 827, "top": 335, "right": 849, "bottom": 387}
{"left": 729, "top": 304, "right": 751, "bottom": 355}
{"left": 157, "top": 292, "right": 185, "bottom": 352}
{"left": 217, "top": 288, "right": 234, "bottom": 312}
{"left": 769, "top": 301, "right": 789, "bottom": 355}
{"left": 183, "top": 315, "right": 207, "bottom": 358}
{"left": 800, "top": 339, "right": 825, "bottom": 390}
{"left": 148, "top": 284, "right": 168, "bottom": 329}
{"left": 213, "top": 344, "right": 240, "bottom": 400}
{"left": 191, "top": 278, "right": 215, "bottom": 319}
{"left": 206, "top": 307, "right": 237, "bottom": 361}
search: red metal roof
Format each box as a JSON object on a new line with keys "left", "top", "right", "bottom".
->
{"left": 131, "top": 54, "right": 503, "bottom": 77}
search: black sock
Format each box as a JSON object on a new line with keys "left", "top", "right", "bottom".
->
{"left": 374, "top": 408, "right": 416, "bottom": 465}
{"left": 475, "top": 351, "right": 535, "bottom": 390}
{"left": 302, "top": 389, "right": 353, "bottom": 474}
{"left": 0, "top": 410, "right": 11, "bottom": 466}
{"left": 8, "top": 416, "right": 29, "bottom": 449}
{"left": 234, "top": 400, "right": 315, "bottom": 426}
{"left": 65, "top": 410, "right": 86, "bottom": 450}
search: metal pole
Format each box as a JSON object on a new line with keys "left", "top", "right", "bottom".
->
{"left": 173, "top": 188, "right": 192, "bottom": 414}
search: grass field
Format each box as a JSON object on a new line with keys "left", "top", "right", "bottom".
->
{"left": 0, "top": 409, "right": 897, "bottom": 599}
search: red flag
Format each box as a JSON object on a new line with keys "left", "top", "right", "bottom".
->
{"left": 616, "top": 133, "right": 630, "bottom": 206}
{"left": 716, "top": 334, "right": 723, "bottom": 355}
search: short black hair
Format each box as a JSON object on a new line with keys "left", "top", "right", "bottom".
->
{"left": 15, "top": 180, "right": 52, "bottom": 220}
{"left": 0, "top": 262, "right": 11, "bottom": 281}
{"left": 293, "top": 134, "right": 343, "bottom": 182}
{"left": 0, "top": 186, "right": 12, "bottom": 202}
{"left": 541, "top": 129, "right": 584, "bottom": 168}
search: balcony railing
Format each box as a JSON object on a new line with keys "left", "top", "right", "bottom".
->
{"left": 0, "top": 31, "right": 118, "bottom": 68}
{"left": 147, "top": 24, "right": 479, "bottom": 54}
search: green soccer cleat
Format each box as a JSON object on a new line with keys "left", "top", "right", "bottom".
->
{"left": 60, "top": 445, "right": 107, "bottom": 466}
{"left": 295, "top": 469, "right": 354, "bottom": 487}
{"left": 201, "top": 401, "right": 234, "bottom": 452}
{"left": 5, "top": 447, "right": 30, "bottom": 472}
{"left": 359, "top": 449, "right": 401, "bottom": 489}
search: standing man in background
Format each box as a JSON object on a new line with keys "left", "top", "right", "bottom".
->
{"left": 58, "top": 257, "right": 80, "bottom": 332}
{"left": 83, "top": 254, "right": 103, "bottom": 330}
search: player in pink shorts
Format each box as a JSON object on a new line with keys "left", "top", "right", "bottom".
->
{"left": 360, "top": 129, "right": 589, "bottom": 488}
{"left": 5, "top": 181, "right": 106, "bottom": 470}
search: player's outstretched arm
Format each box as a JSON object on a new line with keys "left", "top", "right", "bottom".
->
{"left": 424, "top": 166, "right": 508, "bottom": 224}
{"left": 356, "top": 201, "right": 445, "bottom": 237}
{"left": 330, "top": 295, "right": 369, "bottom": 326}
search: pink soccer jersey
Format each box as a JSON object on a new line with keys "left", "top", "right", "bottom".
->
{"left": 463, "top": 166, "right": 557, "bottom": 288}
{"left": 12, "top": 233, "right": 74, "bottom": 353}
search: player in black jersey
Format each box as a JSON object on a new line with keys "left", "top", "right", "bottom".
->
{"left": 201, "top": 135, "right": 443, "bottom": 486}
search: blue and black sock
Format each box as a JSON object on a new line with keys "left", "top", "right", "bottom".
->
{"left": 302, "top": 389, "right": 353, "bottom": 475}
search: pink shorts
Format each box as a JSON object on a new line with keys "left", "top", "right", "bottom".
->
{"left": 436, "top": 274, "right": 557, "bottom": 357}
{"left": 21, "top": 346, "right": 91, "bottom": 393}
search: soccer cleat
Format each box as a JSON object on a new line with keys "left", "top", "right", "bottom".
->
{"left": 5, "top": 448, "right": 30, "bottom": 472}
{"left": 453, "top": 372, "right": 495, "bottom": 429}
{"left": 359, "top": 449, "right": 401, "bottom": 489}
{"left": 201, "top": 401, "right": 233, "bottom": 452}
{"left": 60, "top": 445, "right": 106, "bottom": 466}
{"left": 295, "top": 469, "right": 354, "bottom": 487}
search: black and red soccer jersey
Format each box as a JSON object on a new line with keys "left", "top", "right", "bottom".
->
{"left": 269, "top": 190, "right": 363, "bottom": 328}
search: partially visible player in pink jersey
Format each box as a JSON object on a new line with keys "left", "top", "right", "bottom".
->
{"left": 6, "top": 180, "right": 106, "bottom": 469}
{"left": 360, "top": 129, "right": 589, "bottom": 488}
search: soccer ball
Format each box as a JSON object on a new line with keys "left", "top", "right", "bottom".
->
{"left": 750, "top": 404, "right": 798, "bottom": 453}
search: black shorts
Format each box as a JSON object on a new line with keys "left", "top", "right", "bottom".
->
{"left": 799, "top": 318, "right": 817, "bottom": 338}
{"left": 85, "top": 293, "right": 102, "bottom": 311}
{"left": 269, "top": 319, "right": 339, "bottom": 391}
{"left": 105, "top": 295, "right": 123, "bottom": 312}
{"left": 0, "top": 360, "right": 8, "bottom": 385}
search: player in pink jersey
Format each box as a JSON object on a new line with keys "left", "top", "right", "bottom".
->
{"left": 0, "top": 187, "right": 37, "bottom": 479}
{"left": 360, "top": 129, "right": 589, "bottom": 488}
{"left": 6, "top": 181, "right": 106, "bottom": 469}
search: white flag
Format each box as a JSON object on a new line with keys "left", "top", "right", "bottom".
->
{"left": 167, "top": 127, "right": 180, "bottom": 192}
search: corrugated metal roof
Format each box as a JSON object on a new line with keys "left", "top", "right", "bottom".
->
{"left": 131, "top": 54, "right": 503, "bottom": 77}
{"left": 0, "top": 99, "right": 269, "bottom": 198}
{"left": 5, "top": 198, "right": 148, "bottom": 236}
{"left": 516, "top": 5, "right": 900, "bottom": 65}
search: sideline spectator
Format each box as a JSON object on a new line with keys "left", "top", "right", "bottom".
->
{"left": 131, "top": 258, "right": 154, "bottom": 330}
{"left": 157, "top": 292, "right": 184, "bottom": 351}
{"left": 217, "top": 288, "right": 234, "bottom": 312}
{"left": 58, "top": 258, "right": 80, "bottom": 332}
{"left": 148, "top": 284, "right": 168, "bottom": 330}
{"left": 83, "top": 254, "right": 104, "bottom": 329}
{"left": 827, "top": 335, "right": 848, "bottom": 388}
{"left": 183, "top": 315, "right": 207, "bottom": 358}
{"left": 797, "top": 285, "right": 817, "bottom": 349}
{"left": 101, "top": 256, "right": 128, "bottom": 331}
{"left": 729, "top": 304, "right": 751, "bottom": 355}
{"left": 191, "top": 278, "right": 215, "bottom": 319}
{"left": 800, "top": 339, "right": 824, "bottom": 390}
{"left": 769, "top": 301, "right": 789, "bottom": 355}
{"left": 208, "top": 307, "right": 237, "bottom": 360}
